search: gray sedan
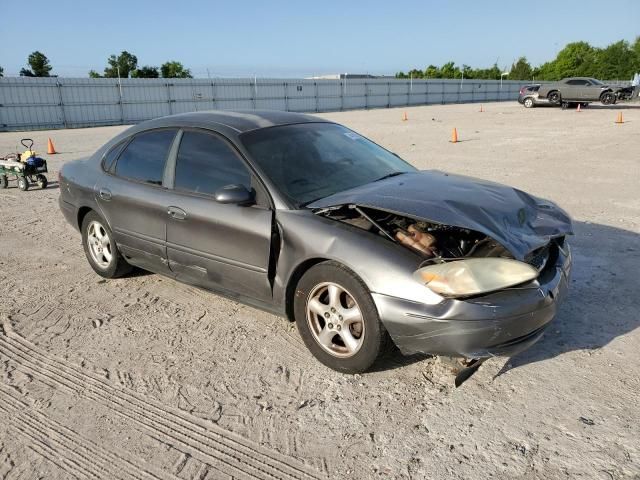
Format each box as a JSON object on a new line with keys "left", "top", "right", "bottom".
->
{"left": 59, "top": 111, "right": 572, "bottom": 379}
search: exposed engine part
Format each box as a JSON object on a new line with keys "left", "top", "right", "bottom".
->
{"left": 396, "top": 225, "right": 436, "bottom": 257}
{"left": 318, "top": 205, "right": 512, "bottom": 260}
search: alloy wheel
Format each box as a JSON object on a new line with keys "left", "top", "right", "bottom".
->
{"left": 306, "top": 282, "right": 365, "bottom": 358}
{"left": 87, "top": 220, "right": 113, "bottom": 269}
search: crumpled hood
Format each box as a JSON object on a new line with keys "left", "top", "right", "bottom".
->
{"left": 308, "top": 170, "right": 573, "bottom": 260}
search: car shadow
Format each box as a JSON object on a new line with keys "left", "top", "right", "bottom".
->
{"left": 495, "top": 220, "right": 639, "bottom": 377}
{"left": 584, "top": 104, "right": 640, "bottom": 110}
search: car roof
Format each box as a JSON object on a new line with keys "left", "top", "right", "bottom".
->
{"left": 132, "top": 110, "right": 324, "bottom": 134}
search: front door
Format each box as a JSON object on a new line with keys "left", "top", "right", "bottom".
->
{"left": 96, "top": 128, "right": 178, "bottom": 273}
{"left": 165, "top": 129, "right": 273, "bottom": 303}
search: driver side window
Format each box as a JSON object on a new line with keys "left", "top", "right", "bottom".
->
{"left": 174, "top": 131, "right": 251, "bottom": 196}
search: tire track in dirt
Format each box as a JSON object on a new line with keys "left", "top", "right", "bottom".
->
{"left": 0, "top": 383, "right": 179, "bottom": 480}
{"left": 0, "top": 325, "right": 323, "bottom": 480}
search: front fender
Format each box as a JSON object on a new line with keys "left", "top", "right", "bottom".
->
{"left": 272, "top": 210, "right": 443, "bottom": 310}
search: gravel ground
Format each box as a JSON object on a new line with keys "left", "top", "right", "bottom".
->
{"left": 1, "top": 101, "right": 639, "bottom": 479}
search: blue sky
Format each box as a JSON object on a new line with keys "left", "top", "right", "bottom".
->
{"left": 1, "top": 0, "right": 639, "bottom": 77}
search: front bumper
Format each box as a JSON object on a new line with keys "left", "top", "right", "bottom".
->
{"left": 374, "top": 244, "right": 572, "bottom": 358}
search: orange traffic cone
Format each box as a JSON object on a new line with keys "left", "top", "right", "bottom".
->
{"left": 576, "top": 103, "right": 581, "bottom": 112}
{"left": 402, "top": 111, "right": 408, "bottom": 121}
{"left": 47, "top": 138, "right": 57, "bottom": 154}
{"left": 615, "top": 112, "right": 624, "bottom": 124}
{"left": 451, "top": 128, "right": 458, "bottom": 143}
{"left": 479, "top": 105, "right": 484, "bottom": 113}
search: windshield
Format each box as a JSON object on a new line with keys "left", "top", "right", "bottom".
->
{"left": 590, "top": 78, "right": 604, "bottom": 85}
{"left": 240, "top": 123, "right": 416, "bottom": 206}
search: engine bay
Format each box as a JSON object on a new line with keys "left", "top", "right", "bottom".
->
{"left": 318, "top": 205, "right": 512, "bottom": 260}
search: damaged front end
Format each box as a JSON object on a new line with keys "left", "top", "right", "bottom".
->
{"left": 309, "top": 171, "right": 573, "bottom": 384}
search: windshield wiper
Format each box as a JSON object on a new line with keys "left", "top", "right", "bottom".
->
{"left": 373, "top": 171, "right": 405, "bottom": 182}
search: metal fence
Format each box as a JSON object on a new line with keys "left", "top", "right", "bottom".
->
{"left": 0, "top": 77, "right": 532, "bottom": 131}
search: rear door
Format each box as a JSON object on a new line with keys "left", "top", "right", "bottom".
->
{"left": 164, "top": 129, "right": 274, "bottom": 303}
{"left": 96, "top": 128, "right": 178, "bottom": 273}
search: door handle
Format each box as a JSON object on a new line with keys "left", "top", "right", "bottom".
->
{"left": 98, "top": 188, "right": 112, "bottom": 201}
{"left": 167, "top": 206, "right": 187, "bottom": 220}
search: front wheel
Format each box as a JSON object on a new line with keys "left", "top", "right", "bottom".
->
{"left": 294, "top": 261, "right": 391, "bottom": 373}
{"left": 523, "top": 97, "right": 535, "bottom": 108}
{"left": 0, "top": 175, "right": 7, "bottom": 189}
{"left": 81, "top": 211, "right": 132, "bottom": 278}
{"left": 36, "top": 174, "right": 48, "bottom": 189}
{"left": 601, "top": 92, "right": 615, "bottom": 105}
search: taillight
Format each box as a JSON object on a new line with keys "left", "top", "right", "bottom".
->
{"left": 519, "top": 87, "right": 525, "bottom": 95}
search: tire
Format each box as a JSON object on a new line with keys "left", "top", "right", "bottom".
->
{"left": 17, "top": 177, "right": 29, "bottom": 191}
{"left": 523, "top": 97, "right": 535, "bottom": 108}
{"left": 601, "top": 92, "right": 615, "bottom": 105}
{"left": 36, "top": 174, "right": 48, "bottom": 189}
{"left": 293, "top": 261, "right": 391, "bottom": 373}
{"left": 0, "top": 175, "right": 7, "bottom": 189}
{"left": 81, "top": 211, "right": 132, "bottom": 278}
{"left": 548, "top": 91, "right": 561, "bottom": 104}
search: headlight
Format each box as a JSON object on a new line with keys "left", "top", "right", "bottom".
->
{"left": 413, "top": 258, "right": 538, "bottom": 297}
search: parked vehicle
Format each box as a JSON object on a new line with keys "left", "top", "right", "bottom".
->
{"left": 518, "top": 84, "right": 543, "bottom": 108}
{"left": 59, "top": 111, "right": 572, "bottom": 380}
{"left": 537, "top": 77, "right": 635, "bottom": 105}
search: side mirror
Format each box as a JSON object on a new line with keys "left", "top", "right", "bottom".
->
{"left": 214, "top": 184, "right": 255, "bottom": 206}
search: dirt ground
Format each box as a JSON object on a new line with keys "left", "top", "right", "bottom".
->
{"left": 1, "top": 101, "right": 639, "bottom": 479}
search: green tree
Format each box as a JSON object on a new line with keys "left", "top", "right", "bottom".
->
{"left": 161, "top": 61, "right": 192, "bottom": 78}
{"left": 88, "top": 70, "right": 102, "bottom": 78}
{"left": 439, "top": 62, "right": 461, "bottom": 79}
{"left": 20, "top": 51, "right": 52, "bottom": 77}
{"left": 596, "top": 40, "right": 633, "bottom": 79}
{"left": 132, "top": 66, "right": 160, "bottom": 78}
{"left": 538, "top": 42, "right": 598, "bottom": 80}
{"left": 104, "top": 51, "right": 138, "bottom": 78}
{"left": 0, "top": 65, "right": 4, "bottom": 77}
{"left": 424, "top": 65, "right": 440, "bottom": 78}
{"left": 509, "top": 57, "right": 533, "bottom": 80}
{"left": 461, "top": 64, "right": 474, "bottom": 79}
{"left": 633, "top": 37, "right": 640, "bottom": 73}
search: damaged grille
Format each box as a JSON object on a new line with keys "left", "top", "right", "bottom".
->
{"left": 525, "top": 239, "right": 562, "bottom": 273}
{"left": 525, "top": 245, "right": 550, "bottom": 271}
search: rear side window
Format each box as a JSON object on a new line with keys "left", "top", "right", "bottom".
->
{"left": 174, "top": 131, "right": 251, "bottom": 196}
{"left": 102, "top": 140, "right": 127, "bottom": 172}
{"left": 115, "top": 129, "right": 177, "bottom": 185}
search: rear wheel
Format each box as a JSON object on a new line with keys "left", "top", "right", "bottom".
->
{"left": 36, "top": 174, "right": 48, "bottom": 189}
{"left": 81, "top": 211, "right": 132, "bottom": 278}
{"left": 294, "top": 261, "right": 391, "bottom": 373}
{"left": 17, "top": 177, "right": 29, "bottom": 191}
{"left": 523, "top": 97, "right": 535, "bottom": 108}
{"left": 548, "top": 91, "right": 561, "bottom": 104}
